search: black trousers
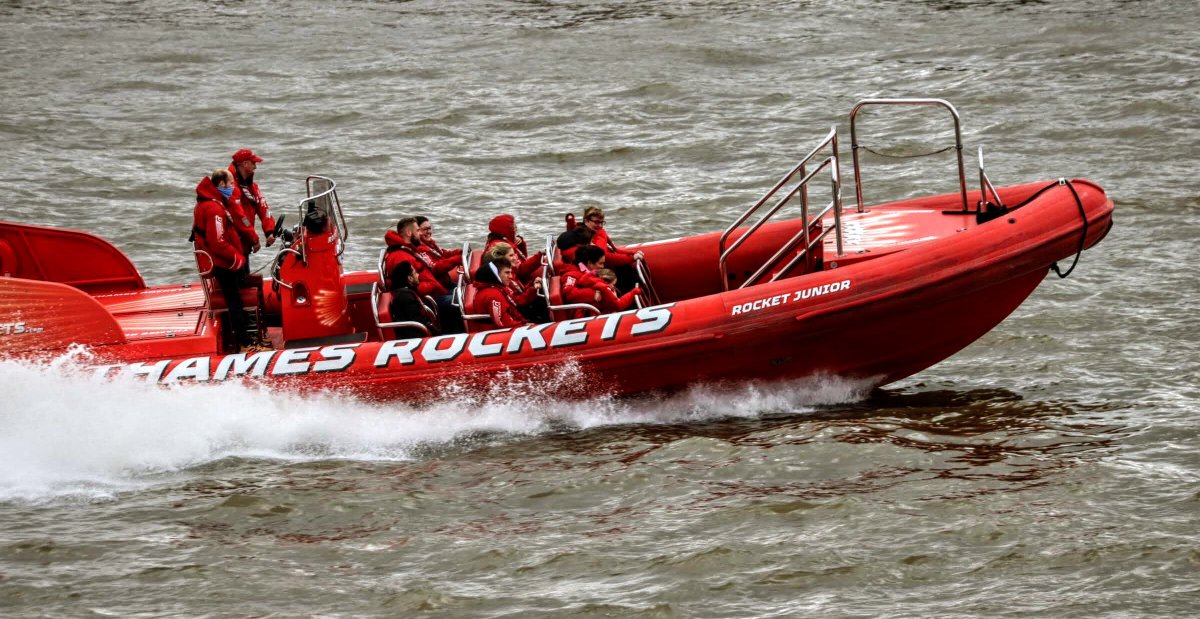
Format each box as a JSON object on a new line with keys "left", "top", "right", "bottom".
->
{"left": 212, "top": 266, "right": 248, "bottom": 349}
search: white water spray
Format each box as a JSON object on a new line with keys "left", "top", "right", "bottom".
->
{"left": 0, "top": 352, "right": 872, "bottom": 502}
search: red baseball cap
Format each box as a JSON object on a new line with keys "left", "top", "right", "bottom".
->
{"left": 232, "top": 148, "right": 264, "bottom": 163}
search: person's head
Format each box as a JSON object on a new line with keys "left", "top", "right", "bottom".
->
{"left": 555, "top": 225, "right": 593, "bottom": 250}
{"left": 488, "top": 214, "right": 517, "bottom": 240}
{"left": 231, "top": 148, "right": 263, "bottom": 180}
{"left": 576, "top": 244, "right": 605, "bottom": 269}
{"left": 210, "top": 168, "right": 233, "bottom": 188}
{"left": 210, "top": 168, "right": 234, "bottom": 200}
{"left": 395, "top": 217, "right": 419, "bottom": 243}
{"left": 415, "top": 216, "right": 434, "bottom": 244}
{"left": 582, "top": 206, "right": 605, "bottom": 232}
{"left": 595, "top": 268, "right": 617, "bottom": 285}
{"left": 389, "top": 261, "right": 418, "bottom": 289}
{"left": 485, "top": 242, "right": 515, "bottom": 265}
{"left": 494, "top": 261, "right": 513, "bottom": 286}
{"left": 475, "top": 259, "right": 513, "bottom": 287}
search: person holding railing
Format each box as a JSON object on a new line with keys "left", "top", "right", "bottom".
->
{"left": 594, "top": 268, "right": 641, "bottom": 313}
{"left": 225, "top": 149, "right": 275, "bottom": 274}
{"left": 581, "top": 206, "right": 642, "bottom": 293}
{"left": 559, "top": 245, "right": 608, "bottom": 309}
{"left": 485, "top": 214, "right": 544, "bottom": 284}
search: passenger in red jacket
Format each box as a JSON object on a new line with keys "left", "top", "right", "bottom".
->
{"left": 415, "top": 215, "right": 463, "bottom": 288}
{"left": 485, "top": 214, "right": 543, "bottom": 283}
{"left": 486, "top": 242, "right": 548, "bottom": 322}
{"left": 470, "top": 260, "right": 531, "bottom": 330}
{"left": 384, "top": 217, "right": 449, "bottom": 298}
{"left": 554, "top": 226, "right": 594, "bottom": 267}
{"left": 383, "top": 217, "right": 464, "bottom": 333}
{"left": 594, "top": 268, "right": 641, "bottom": 313}
{"left": 582, "top": 206, "right": 643, "bottom": 292}
{"left": 192, "top": 168, "right": 256, "bottom": 352}
{"left": 226, "top": 149, "right": 276, "bottom": 265}
{"left": 559, "top": 245, "right": 607, "bottom": 307}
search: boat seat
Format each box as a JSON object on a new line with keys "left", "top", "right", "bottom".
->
{"left": 372, "top": 281, "right": 432, "bottom": 339}
{"left": 193, "top": 247, "right": 262, "bottom": 312}
{"left": 467, "top": 248, "right": 483, "bottom": 281}
{"left": 459, "top": 280, "right": 496, "bottom": 333}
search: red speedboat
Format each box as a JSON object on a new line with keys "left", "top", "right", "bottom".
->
{"left": 0, "top": 100, "right": 1113, "bottom": 401}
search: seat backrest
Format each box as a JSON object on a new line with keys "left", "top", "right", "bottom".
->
{"left": 468, "top": 248, "right": 483, "bottom": 280}
{"left": 192, "top": 245, "right": 218, "bottom": 312}
{"left": 374, "top": 288, "right": 394, "bottom": 340}
{"left": 546, "top": 275, "right": 571, "bottom": 322}
{"left": 456, "top": 280, "right": 492, "bottom": 333}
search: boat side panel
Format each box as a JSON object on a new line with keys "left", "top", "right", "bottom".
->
{"left": 0, "top": 277, "right": 127, "bottom": 356}
{"left": 82, "top": 180, "right": 1114, "bottom": 401}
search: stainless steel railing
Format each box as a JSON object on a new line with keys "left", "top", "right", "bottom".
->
{"left": 718, "top": 126, "right": 843, "bottom": 291}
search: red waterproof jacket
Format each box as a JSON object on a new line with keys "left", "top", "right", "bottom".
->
{"left": 383, "top": 230, "right": 449, "bottom": 297}
{"left": 485, "top": 214, "right": 542, "bottom": 282}
{"left": 415, "top": 241, "right": 462, "bottom": 288}
{"left": 597, "top": 283, "right": 639, "bottom": 313}
{"left": 591, "top": 227, "right": 636, "bottom": 269}
{"left": 471, "top": 281, "right": 527, "bottom": 329}
{"left": 228, "top": 164, "right": 276, "bottom": 247}
{"left": 559, "top": 263, "right": 606, "bottom": 306}
{"left": 192, "top": 177, "right": 246, "bottom": 271}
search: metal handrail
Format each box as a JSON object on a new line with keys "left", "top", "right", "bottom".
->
{"left": 740, "top": 158, "right": 844, "bottom": 288}
{"left": 632, "top": 255, "right": 660, "bottom": 305}
{"left": 451, "top": 279, "right": 489, "bottom": 321}
{"left": 718, "top": 127, "right": 841, "bottom": 291}
{"left": 849, "top": 98, "right": 968, "bottom": 213}
{"left": 977, "top": 146, "right": 1004, "bottom": 210}
{"left": 295, "top": 176, "right": 348, "bottom": 263}
{"left": 271, "top": 247, "right": 303, "bottom": 290}
{"left": 460, "top": 242, "right": 472, "bottom": 282}
{"left": 541, "top": 270, "right": 600, "bottom": 317}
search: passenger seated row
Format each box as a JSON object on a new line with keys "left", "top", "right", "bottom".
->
{"left": 377, "top": 208, "right": 646, "bottom": 339}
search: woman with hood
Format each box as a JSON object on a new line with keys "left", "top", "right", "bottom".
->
{"left": 485, "top": 214, "right": 543, "bottom": 283}
{"left": 470, "top": 258, "right": 534, "bottom": 330}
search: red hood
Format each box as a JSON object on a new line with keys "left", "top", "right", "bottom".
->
{"left": 195, "top": 176, "right": 224, "bottom": 202}
{"left": 384, "top": 229, "right": 412, "bottom": 248}
{"left": 488, "top": 214, "right": 516, "bottom": 240}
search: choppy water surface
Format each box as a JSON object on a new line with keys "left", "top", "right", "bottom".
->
{"left": 2, "top": 1, "right": 1198, "bottom": 616}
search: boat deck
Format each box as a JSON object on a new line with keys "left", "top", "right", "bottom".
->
{"left": 92, "top": 284, "right": 208, "bottom": 340}
{"left": 823, "top": 207, "right": 977, "bottom": 268}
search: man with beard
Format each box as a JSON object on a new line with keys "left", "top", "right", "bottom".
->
{"left": 383, "top": 217, "right": 463, "bottom": 333}
{"left": 227, "top": 148, "right": 277, "bottom": 267}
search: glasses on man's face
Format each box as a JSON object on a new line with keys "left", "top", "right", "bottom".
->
{"left": 588, "top": 218, "right": 605, "bottom": 226}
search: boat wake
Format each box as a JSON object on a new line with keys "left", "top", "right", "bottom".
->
{"left": 0, "top": 350, "right": 873, "bottom": 503}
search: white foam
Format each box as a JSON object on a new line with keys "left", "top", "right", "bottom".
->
{"left": 0, "top": 351, "right": 872, "bottom": 502}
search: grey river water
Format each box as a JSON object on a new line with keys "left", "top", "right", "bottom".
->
{"left": 1, "top": 1, "right": 1198, "bottom": 616}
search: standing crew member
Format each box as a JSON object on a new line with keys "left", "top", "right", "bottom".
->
{"left": 192, "top": 168, "right": 261, "bottom": 353}
{"left": 228, "top": 148, "right": 277, "bottom": 264}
